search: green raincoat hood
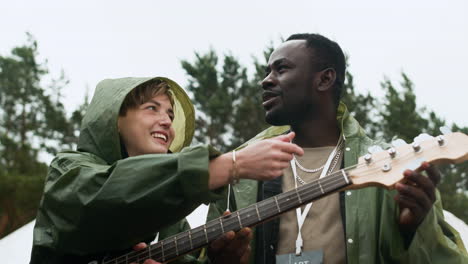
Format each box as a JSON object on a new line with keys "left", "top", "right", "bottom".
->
{"left": 77, "top": 77, "right": 195, "bottom": 165}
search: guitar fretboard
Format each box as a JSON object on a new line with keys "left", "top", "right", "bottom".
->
{"left": 103, "top": 169, "right": 351, "bottom": 264}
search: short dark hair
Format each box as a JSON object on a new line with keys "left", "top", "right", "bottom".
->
{"left": 286, "top": 33, "right": 346, "bottom": 106}
{"left": 119, "top": 80, "right": 174, "bottom": 116}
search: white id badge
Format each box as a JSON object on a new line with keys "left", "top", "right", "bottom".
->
{"left": 275, "top": 250, "right": 323, "bottom": 264}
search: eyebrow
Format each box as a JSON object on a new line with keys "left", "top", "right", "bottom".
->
{"left": 147, "top": 99, "right": 174, "bottom": 115}
{"left": 265, "top": 58, "right": 293, "bottom": 73}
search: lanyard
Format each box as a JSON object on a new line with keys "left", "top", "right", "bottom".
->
{"left": 290, "top": 138, "right": 342, "bottom": 256}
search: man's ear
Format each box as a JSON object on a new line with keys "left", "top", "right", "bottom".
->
{"left": 317, "top": 68, "right": 336, "bottom": 92}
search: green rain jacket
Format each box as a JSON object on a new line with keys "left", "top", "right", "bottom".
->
{"left": 30, "top": 77, "right": 224, "bottom": 264}
{"left": 208, "top": 102, "right": 467, "bottom": 264}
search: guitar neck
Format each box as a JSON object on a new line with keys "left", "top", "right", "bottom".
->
{"left": 97, "top": 131, "right": 468, "bottom": 264}
{"left": 104, "top": 169, "right": 352, "bottom": 264}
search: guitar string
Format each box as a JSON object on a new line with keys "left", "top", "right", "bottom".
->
{"left": 111, "top": 159, "right": 407, "bottom": 264}
{"left": 105, "top": 170, "right": 351, "bottom": 264}
{"left": 234, "top": 144, "right": 437, "bottom": 229}
{"left": 109, "top": 152, "right": 419, "bottom": 264}
{"left": 108, "top": 144, "right": 440, "bottom": 263}
{"left": 114, "top": 170, "right": 353, "bottom": 264}
{"left": 111, "top": 155, "right": 421, "bottom": 264}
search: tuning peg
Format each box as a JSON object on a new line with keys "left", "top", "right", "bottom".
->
{"left": 412, "top": 142, "right": 421, "bottom": 152}
{"left": 436, "top": 135, "right": 445, "bottom": 146}
{"left": 391, "top": 138, "right": 407, "bottom": 147}
{"left": 364, "top": 153, "right": 372, "bottom": 164}
{"left": 387, "top": 147, "right": 397, "bottom": 158}
{"left": 440, "top": 126, "right": 452, "bottom": 135}
{"left": 413, "top": 133, "right": 433, "bottom": 143}
{"left": 368, "top": 145, "right": 383, "bottom": 154}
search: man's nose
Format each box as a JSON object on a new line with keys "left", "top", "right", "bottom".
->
{"left": 261, "top": 72, "right": 276, "bottom": 90}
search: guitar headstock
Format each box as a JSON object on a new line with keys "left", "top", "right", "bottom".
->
{"left": 347, "top": 132, "right": 468, "bottom": 189}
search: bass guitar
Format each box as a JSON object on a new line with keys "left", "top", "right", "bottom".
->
{"left": 91, "top": 132, "right": 468, "bottom": 264}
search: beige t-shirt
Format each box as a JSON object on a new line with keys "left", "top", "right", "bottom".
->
{"left": 276, "top": 146, "right": 346, "bottom": 264}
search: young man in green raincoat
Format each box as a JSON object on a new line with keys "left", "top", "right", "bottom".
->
{"left": 30, "top": 77, "right": 303, "bottom": 264}
{"left": 208, "top": 34, "right": 468, "bottom": 263}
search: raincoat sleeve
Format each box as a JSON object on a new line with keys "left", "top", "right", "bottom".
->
{"left": 39, "top": 144, "right": 225, "bottom": 256}
{"left": 398, "top": 190, "right": 468, "bottom": 263}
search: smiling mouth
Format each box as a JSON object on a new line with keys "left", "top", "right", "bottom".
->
{"left": 151, "top": 132, "right": 168, "bottom": 143}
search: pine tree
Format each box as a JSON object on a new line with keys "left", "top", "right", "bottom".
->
{"left": 181, "top": 49, "right": 269, "bottom": 152}
{"left": 376, "top": 72, "right": 468, "bottom": 223}
{"left": 341, "top": 58, "right": 378, "bottom": 138}
{"left": 0, "top": 34, "right": 72, "bottom": 173}
{"left": 379, "top": 73, "right": 429, "bottom": 143}
{"left": 0, "top": 34, "right": 78, "bottom": 238}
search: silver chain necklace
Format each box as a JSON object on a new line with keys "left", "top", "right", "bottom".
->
{"left": 294, "top": 138, "right": 344, "bottom": 185}
{"left": 293, "top": 156, "right": 325, "bottom": 173}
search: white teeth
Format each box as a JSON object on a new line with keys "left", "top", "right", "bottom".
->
{"left": 152, "top": 133, "right": 167, "bottom": 142}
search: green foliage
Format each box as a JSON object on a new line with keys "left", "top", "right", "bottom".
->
{"left": 0, "top": 34, "right": 75, "bottom": 173}
{"left": 230, "top": 45, "right": 274, "bottom": 149}
{"left": 438, "top": 125, "right": 468, "bottom": 221}
{"left": 438, "top": 164, "right": 468, "bottom": 221}
{"left": 0, "top": 34, "right": 85, "bottom": 238}
{"left": 358, "top": 72, "right": 467, "bottom": 223}
{"left": 379, "top": 73, "right": 429, "bottom": 143}
{"left": 341, "top": 58, "right": 378, "bottom": 138}
{"left": 0, "top": 168, "right": 46, "bottom": 238}
{"left": 181, "top": 48, "right": 270, "bottom": 152}
{"left": 69, "top": 87, "right": 89, "bottom": 142}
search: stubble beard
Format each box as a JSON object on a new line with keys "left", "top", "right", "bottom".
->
{"left": 265, "top": 107, "right": 296, "bottom": 126}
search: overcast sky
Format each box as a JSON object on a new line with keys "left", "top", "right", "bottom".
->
{"left": 1, "top": 0, "right": 467, "bottom": 129}
{"left": 1, "top": 1, "right": 467, "bottom": 257}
